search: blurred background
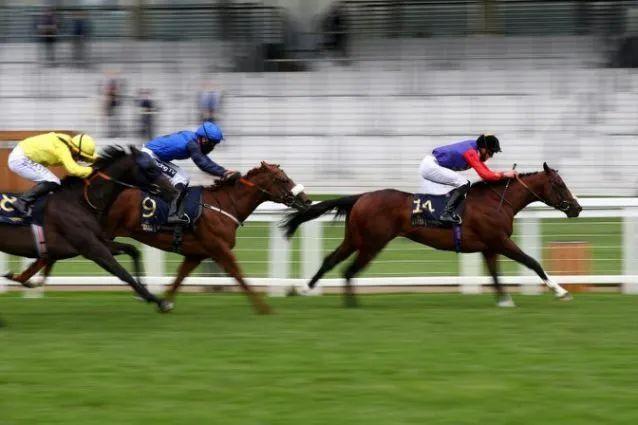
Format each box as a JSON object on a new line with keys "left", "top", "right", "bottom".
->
{"left": 1, "top": 0, "right": 637, "bottom": 286}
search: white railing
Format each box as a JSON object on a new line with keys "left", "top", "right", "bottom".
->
{"left": 1, "top": 197, "right": 638, "bottom": 295}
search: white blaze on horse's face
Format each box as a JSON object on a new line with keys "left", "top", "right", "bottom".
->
{"left": 291, "top": 184, "right": 304, "bottom": 196}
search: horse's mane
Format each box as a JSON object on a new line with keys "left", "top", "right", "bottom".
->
{"left": 60, "top": 145, "right": 129, "bottom": 187}
{"left": 93, "top": 145, "right": 128, "bottom": 170}
{"left": 471, "top": 171, "right": 541, "bottom": 189}
{"left": 203, "top": 165, "right": 266, "bottom": 191}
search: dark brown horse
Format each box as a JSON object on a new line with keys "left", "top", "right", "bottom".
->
{"left": 1, "top": 146, "right": 177, "bottom": 312}
{"left": 283, "top": 163, "right": 582, "bottom": 307}
{"left": 10, "top": 162, "right": 310, "bottom": 314}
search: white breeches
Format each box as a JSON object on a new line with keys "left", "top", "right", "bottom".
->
{"left": 8, "top": 146, "right": 61, "bottom": 185}
{"left": 141, "top": 147, "right": 190, "bottom": 187}
{"left": 418, "top": 155, "right": 469, "bottom": 195}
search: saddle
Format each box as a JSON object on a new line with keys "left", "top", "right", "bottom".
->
{"left": 140, "top": 186, "right": 204, "bottom": 232}
{"left": 0, "top": 192, "right": 47, "bottom": 226}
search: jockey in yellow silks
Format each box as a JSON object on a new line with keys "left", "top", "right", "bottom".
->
{"left": 7, "top": 132, "right": 97, "bottom": 215}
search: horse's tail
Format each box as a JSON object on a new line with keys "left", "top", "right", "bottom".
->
{"left": 282, "top": 194, "right": 364, "bottom": 239}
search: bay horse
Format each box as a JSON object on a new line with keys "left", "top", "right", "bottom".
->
{"left": 0, "top": 146, "right": 177, "bottom": 312}
{"left": 283, "top": 163, "right": 582, "bottom": 307}
{"left": 9, "top": 162, "right": 311, "bottom": 315}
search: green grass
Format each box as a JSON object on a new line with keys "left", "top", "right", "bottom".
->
{"left": 1, "top": 293, "right": 637, "bottom": 424}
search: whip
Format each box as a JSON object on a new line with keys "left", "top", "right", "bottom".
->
{"left": 497, "top": 163, "right": 517, "bottom": 211}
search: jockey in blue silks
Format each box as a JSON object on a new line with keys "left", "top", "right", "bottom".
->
{"left": 142, "top": 122, "right": 240, "bottom": 224}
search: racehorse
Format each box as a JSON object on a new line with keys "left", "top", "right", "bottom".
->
{"left": 1, "top": 146, "right": 177, "bottom": 312}
{"left": 283, "top": 163, "right": 582, "bottom": 307}
{"left": 9, "top": 162, "right": 310, "bottom": 314}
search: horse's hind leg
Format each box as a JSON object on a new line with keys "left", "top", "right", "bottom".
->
{"left": 4, "top": 258, "right": 49, "bottom": 287}
{"left": 306, "top": 241, "right": 355, "bottom": 290}
{"left": 210, "top": 245, "right": 271, "bottom": 315}
{"left": 342, "top": 248, "right": 381, "bottom": 308}
{"left": 499, "top": 238, "right": 571, "bottom": 300}
{"left": 165, "top": 256, "right": 203, "bottom": 301}
{"left": 482, "top": 251, "right": 515, "bottom": 307}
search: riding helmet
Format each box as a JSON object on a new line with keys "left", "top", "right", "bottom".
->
{"left": 69, "top": 134, "right": 98, "bottom": 162}
{"left": 196, "top": 122, "right": 224, "bottom": 144}
{"left": 476, "top": 134, "right": 501, "bottom": 153}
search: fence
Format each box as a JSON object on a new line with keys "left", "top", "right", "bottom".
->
{"left": 1, "top": 197, "right": 637, "bottom": 295}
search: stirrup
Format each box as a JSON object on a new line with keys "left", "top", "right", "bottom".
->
{"left": 166, "top": 214, "right": 189, "bottom": 225}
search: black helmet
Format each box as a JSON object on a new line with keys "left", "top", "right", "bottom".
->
{"left": 476, "top": 134, "right": 501, "bottom": 153}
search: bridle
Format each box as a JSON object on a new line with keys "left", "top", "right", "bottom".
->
{"left": 495, "top": 174, "right": 572, "bottom": 212}
{"left": 83, "top": 170, "right": 160, "bottom": 211}
{"left": 238, "top": 176, "right": 306, "bottom": 209}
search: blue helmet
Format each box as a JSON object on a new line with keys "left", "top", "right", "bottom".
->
{"left": 196, "top": 122, "right": 224, "bottom": 143}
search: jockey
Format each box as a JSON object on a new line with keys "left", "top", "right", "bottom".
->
{"left": 141, "top": 122, "right": 240, "bottom": 224}
{"left": 419, "top": 134, "right": 518, "bottom": 224}
{"left": 8, "top": 132, "right": 97, "bottom": 215}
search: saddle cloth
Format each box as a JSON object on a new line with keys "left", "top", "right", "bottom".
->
{"left": 0, "top": 192, "right": 47, "bottom": 226}
{"left": 411, "top": 192, "right": 465, "bottom": 252}
{"left": 411, "top": 193, "right": 466, "bottom": 228}
{"left": 140, "top": 186, "right": 203, "bottom": 232}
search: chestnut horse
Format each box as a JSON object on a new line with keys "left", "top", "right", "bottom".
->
{"left": 283, "top": 163, "right": 582, "bottom": 307}
{"left": 10, "top": 162, "right": 311, "bottom": 314}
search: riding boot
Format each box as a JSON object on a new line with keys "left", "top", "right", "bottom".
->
{"left": 439, "top": 182, "right": 470, "bottom": 225}
{"left": 166, "top": 183, "right": 188, "bottom": 225}
{"left": 12, "top": 181, "right": 59, "bottom": 216}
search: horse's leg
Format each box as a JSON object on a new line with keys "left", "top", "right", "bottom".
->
{"left": 80, "top": 237, "right": 170, "bottom": 311}
{"left": 4, "top": 258, "right": 48, "bottom": 287}
{"left": 499, "top": 238, "right": 571, "bottom": 300}
{"left": 306, "top": 241, "right": 355, "bottom": 290}
{"left": 165, "top": 256, "right": 203, "bottom": 301}
{"left": 210, "top": 246, "right": 271, "bottom": 314}
{"left": 482, "top": 251, "right": 515, "bottom": 307}
{"left": 342, "top": 248, "right": 380, "bottom": 308}
{"left": 108, "top": 241, "right": 143, "bottom": 280}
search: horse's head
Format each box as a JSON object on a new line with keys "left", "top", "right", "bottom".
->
{"left": 540, "top": 162, "right": 582, "bottom": 218}
{"left": 243, "top": 162, "right": 312, "bottom": 210}
{"left": 94, "top": 146, "right": 177, "bottom": 202}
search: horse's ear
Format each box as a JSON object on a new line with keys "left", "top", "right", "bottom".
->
{"left": 543, "top": 162, "right": 551, "bottom": 174}
{"left": 129, "top": 145, "right": 140, "bottom": 155}
{"left": 260, "top": 161, "right": 266, "bottom": 168}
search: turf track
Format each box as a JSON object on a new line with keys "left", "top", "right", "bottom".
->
{"left": 1, "top": 292, "right": 636, "bottom": 424}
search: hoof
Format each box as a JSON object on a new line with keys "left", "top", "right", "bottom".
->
{"left": 158, "top": 299, "right": 174, "bottom": 313}
{"left": 256, "top": 305, "right": 273, "bottom": 315}
{"left": 497, "top": 296, "right": 517, "bottom": 308}
{"left": 298, "top": 283, "right": 321, "bottom": 297}
{"left": 557, "top": 292, "right": 573, "bottom": 302}
{"left": 344, "top": 294, "right": 359, "bottom": 308}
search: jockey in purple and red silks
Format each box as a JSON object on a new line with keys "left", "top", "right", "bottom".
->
{"left": 419, "top": 134, "right": 518, "bottom": 224}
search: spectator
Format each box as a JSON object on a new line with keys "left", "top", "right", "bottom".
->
{"left": 101, "top": 72, "right": 125, "bottom": 137}
{"left": 136, "top": 89, "right": 158, "bottom": 140}
{"left": 71, "top": 10, "right": 90, "bottom": 67}
{"left": 37, "top": 8, "right": 58, "bottom": 66}
{"left": 322, "top": 2, "right": 348, "bottom": 61}
{"left": 197, "top": 82, "right": 222, "bottom": 123}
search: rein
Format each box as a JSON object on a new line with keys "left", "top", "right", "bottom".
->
{"left": 83, "top": 171, "right": 140, "bottom": 211}
{"left": 491, "top": 174, "right": 569, "bottom": 212}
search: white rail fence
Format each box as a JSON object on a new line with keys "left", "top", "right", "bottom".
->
{"left": 1, "top": 198, "right": 638, "bottom": 295}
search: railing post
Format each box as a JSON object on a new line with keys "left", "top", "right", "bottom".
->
{"left": 622, "top": 208, "right": 638, "bottom": 294}
{"left": 301, "top": 220, "right": 323, "bottom": 295}
{"left": 0, "top": 252, "right": 7, "bottom": 293}
{"left": 460, "top": 253, "right": 482, "bottom": 294}
{"left": 268, "top": 220, "right": 290, "bottom": 296}
{"left": 518, "top": 217, "right": 542, "bottom": 295}
{"left": 143, "top": 245, "right": 165, "bottom": 294}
